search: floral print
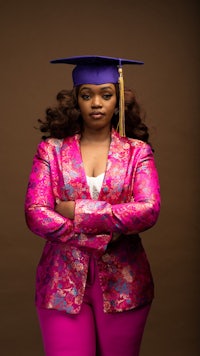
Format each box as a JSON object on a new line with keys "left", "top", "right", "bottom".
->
{"left": 25, "top": 130, "right": 160, "bottom": 313}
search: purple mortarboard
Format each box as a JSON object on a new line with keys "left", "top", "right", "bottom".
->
{"left": 50, "top": 55, "right": 143, "bottom": 86}
{"left": 50, "top": 55, "right": 144, "bottom": 136}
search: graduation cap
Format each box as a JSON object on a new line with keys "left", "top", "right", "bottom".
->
{"left": 50, "top": 55, "right": 144, "bottom": 136}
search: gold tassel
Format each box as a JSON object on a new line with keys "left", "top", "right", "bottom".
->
{"left": 117, "top": 66, "right": 125, "bottom": 137}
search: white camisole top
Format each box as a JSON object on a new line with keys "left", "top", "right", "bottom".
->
{"left": 86, "top": 173, "right": 105, "bottom": 200}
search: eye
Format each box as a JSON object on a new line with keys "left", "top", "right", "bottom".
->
{"left": 80, "top": 94, "right": 90, "bottom": 100}
{"left": 102, "top": 93, "right": 112, "bottom": 100}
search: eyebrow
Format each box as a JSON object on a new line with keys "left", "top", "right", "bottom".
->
{"left": 79, "top": 85, "right": 114, "bottom": 92}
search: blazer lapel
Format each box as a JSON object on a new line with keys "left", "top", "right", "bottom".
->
{"left": 99, "top": 130, "right": 131, "bottom": 203}
{"left": 60, "top": 131, "right": 131, "bottom": 204}
{"left": 61, "top": 135, "right": 91, "bottom": 200}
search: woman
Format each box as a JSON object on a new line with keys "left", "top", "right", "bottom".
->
{"left": 25, "top": 55, "right": 160, "bottom": 356}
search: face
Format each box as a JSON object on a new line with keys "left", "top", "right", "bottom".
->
{"left": 77, "top": 83, "right": 117, "bottom": 132}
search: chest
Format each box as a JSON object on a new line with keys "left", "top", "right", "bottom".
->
{"left": 51, "top": 134, "right": 137, "bottom": 203}
{"left": 80, "top": 143, "right": 110, "bottom": 177}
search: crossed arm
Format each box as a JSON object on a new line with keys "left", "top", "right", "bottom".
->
{"left": 25, "top": 140, "right": 160, "bottom": 245}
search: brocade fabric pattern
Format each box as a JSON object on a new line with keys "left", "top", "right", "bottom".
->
{"left": 25, "top": 130, "right": 160, "bottom": 314}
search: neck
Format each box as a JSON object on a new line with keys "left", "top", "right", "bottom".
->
{"left": 81, "top": 127, "right": 111, "bottom": 144}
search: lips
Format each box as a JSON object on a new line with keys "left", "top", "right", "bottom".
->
{"left": 90, "top": 112, "right": 105, "bottom": 119}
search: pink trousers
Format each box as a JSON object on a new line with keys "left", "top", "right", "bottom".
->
{"left": 37, "top": 257, "right": 151, "bottom": 356}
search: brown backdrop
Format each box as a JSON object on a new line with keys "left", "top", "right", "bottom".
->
{"left": 1, "top": 0, "right": 199, "bottom": 355}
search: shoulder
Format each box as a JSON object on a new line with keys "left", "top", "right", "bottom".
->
{"left": 38, "top": 137, "right": 64, "bottom": 149}
{"left": 36, "top": 138, "right": 62, "bottom": 154}
{"left": 37, "top": 135, "right": 77, "bottom": 151}
{"left": 126, "top": 137, "right": 148, "bottom": 148}
{"left": 36, "top": 135, "right": 78, "bottom": 158}
{"left": 112, "top": 129, "right": 148, "bottom": 148}
{"left": 127, "top": 137, "right": 153, "bottom": 153}
{"left": 112, "top": 130, "right": 153, "bottom": 155}
{"left": 120, "top": 135, "right": 152, "bottom": 154}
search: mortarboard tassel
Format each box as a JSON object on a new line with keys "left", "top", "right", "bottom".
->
{"left": 118, "top": 65, "right": 126, "bottom": 137}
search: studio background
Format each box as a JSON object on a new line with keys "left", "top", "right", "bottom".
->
{"left": 1, "top": 1, "right": 199, "bottom": 355}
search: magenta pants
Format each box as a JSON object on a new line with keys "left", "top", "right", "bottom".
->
{"left": 37, "top": 257, "right": 151, "bottom": 356}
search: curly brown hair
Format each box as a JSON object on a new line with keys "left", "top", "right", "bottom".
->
{"left": 38, "top": 85, "right": 149, "bottom": 143}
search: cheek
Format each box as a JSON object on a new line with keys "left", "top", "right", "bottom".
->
{"left": 78, "top": 101, "right": 87, "bottom": 114}
{"left": 109, "top": 99, "right": 117, "bottom": 113}
{"left": 111, "top": 96, "right": 118, "bottom": 109}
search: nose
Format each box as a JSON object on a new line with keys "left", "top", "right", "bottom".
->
{"left": 91, "top": 95, "right": 102, "bottom": 108}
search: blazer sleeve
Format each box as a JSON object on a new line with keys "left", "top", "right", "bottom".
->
{"left": 73, "top": 143, "right": 161, "bottom": 235}
{"left": 25, "top": 141, "right": 74, "bottom": 241}
{"left": 25, "top": 141, "right": 112, "bottom": 251}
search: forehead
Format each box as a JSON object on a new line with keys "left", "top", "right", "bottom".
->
{"left": 79, "top": 83, "right": 116, "bottom": 91}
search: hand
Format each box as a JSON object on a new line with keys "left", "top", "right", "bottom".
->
{"left": 55, "top": 199, "right": 75, "bottom": 219}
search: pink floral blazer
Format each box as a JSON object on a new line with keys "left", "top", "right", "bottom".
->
{"left": 25, "top": 130, "right": 160, "bottom": 314}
